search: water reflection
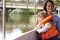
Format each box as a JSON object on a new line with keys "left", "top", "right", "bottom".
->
{"left": 5, "top": 9, "right": 36, "bottom": 40}
{"left": 0, "top": 31, "right": 2, "bottom": 40}
{"left": 5, "top": 29, "right": 23, "bottom": 40}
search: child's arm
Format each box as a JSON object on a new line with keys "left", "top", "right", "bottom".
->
{"left": 36, "top": 22, "right": 52, "bottom": 33}
{"left": 36, "top": 26, "right": 48, "bottom": 33}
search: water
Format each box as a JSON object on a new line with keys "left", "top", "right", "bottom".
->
{"left": 0, "top": 31, "right": 2, "bottom": 40}
{"left": 5, "top": 29, "right": 23, "bottom": 40}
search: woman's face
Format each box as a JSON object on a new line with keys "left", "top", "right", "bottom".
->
{"left": 46, "top": 2, "right": 54, "bottom": 15}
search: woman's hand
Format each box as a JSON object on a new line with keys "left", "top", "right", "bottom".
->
{"left": 44, "top": 22, "right": 52, "bottom": 28}
{"left": 57, "top": 34, "right": 60, "bottom": 39}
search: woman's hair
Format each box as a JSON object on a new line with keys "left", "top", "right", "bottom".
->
{"left": 44, "top": 0, "right": 54, "bottom": 11}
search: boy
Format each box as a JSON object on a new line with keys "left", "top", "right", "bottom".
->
{"left": 35, "top": 11, "right": 59, "bottom": 40}
{"left": 36, "top": 11, "right": 52, "bottom": 33}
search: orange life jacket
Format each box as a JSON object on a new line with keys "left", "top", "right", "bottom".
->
{"left": 38, "top": 15, "right": 59, "bottom": 40}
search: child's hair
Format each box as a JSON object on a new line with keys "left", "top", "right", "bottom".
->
{"left": 37, "top": 11, "right": 47, "bottom": 18}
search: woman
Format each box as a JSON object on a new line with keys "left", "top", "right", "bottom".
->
{"left": 36, "top": 0, "right": 60, "bottom": 40}
{"left": 43, "top": 0, "right": 60, "bottom": 40}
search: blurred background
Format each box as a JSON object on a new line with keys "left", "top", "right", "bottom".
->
{"left": 0, "top": 0, "right": 60, "bottom": 40}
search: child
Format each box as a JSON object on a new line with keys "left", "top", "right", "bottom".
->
{"left": 36, "top": 11, "right": 59, "bottom": 40}
{"left": 36, "top": 11, "right": 52, "bottom": 33}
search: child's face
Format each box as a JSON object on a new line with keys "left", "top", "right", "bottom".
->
{"left": 37, "top": 12, "right": 47, "bottom": 22}
{"left": 37, "top": 16, "right": 44, "bottom": 22}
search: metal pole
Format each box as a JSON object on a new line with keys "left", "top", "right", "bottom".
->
{"left": 27, "top": 0, "right": 29, "bottom": 8}
{"left": 34, "top": 0, "right": 37, "bottom": 27}
{"left": 58, "top": 5, "right": 60, "bottom": 17}
{"left": 34, "top": 0, "right": 37, "bottom": 40}
{"left": 16, "top": 0, "right": 18, "bottom": 9}
{"left": 58, "top": 5, "right": 59, "bottom": 16}
{"left": 11, "top": 0, "right": 12, "bottom": 8}
{"left": 2, "top": 0, "right": 6, "bottom": 40}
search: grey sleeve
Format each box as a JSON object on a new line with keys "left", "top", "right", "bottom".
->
{"left": 56, "top": 17, "right": 60, "bottom": 33}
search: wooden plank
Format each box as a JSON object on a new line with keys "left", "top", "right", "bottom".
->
{"left": 15, "top": 30, "right": 39, "bottom": 40}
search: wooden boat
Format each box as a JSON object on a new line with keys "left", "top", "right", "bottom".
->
{"left": 15, "top": 30, "right": 41, "bottom": 40}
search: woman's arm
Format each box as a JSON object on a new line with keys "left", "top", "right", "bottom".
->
{"left": 53, "top": 14, "right": 60, "bottom": 32}
{"left": 57, "top": 17, "right": 60, "bottom": 33}
{"left": 57, "top": 17, "right": 60, "bottom": 39}
{"left": 53, "top": 15, "right": 60, "bottom": 39}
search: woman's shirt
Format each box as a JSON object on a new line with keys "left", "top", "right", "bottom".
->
{"left": 53, "top": 14, "right": 60, "bottom": 32}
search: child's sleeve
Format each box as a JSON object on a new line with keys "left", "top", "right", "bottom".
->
{"left": 36, "top": 22, "right": 52, "bottom": 33}
{"left": 36, "top": 25, "right": 48, "bottom": 33}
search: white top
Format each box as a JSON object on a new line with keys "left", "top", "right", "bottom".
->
{"left": 36, "top": 22, "right": 52, "bottom": 33}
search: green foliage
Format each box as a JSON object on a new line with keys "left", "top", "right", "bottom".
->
{"left": 8, "top": 8, "right": 40, "bottom": 23}
{"left": 55, "top": 10, "right": 58, "bottom": 14}
{"left": 54, "top": 0, "right": 60, "bottom": 5}
{"left": 8, "top": 9, "right": 22, "bottom": 22}
{"left": 0, "top": 12, "right": 2, "bottom": 17}
{"left": 8, "top": 9, "right": 40, "bottom": 33}
{"left": 20, "top": 9, "right": 32, "bottom": 24}
{"left": 20, "top": 9, "right": 40, "bottom": 24}
{"left": 20, "top": 26, "right": 34, "bottom": 33}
